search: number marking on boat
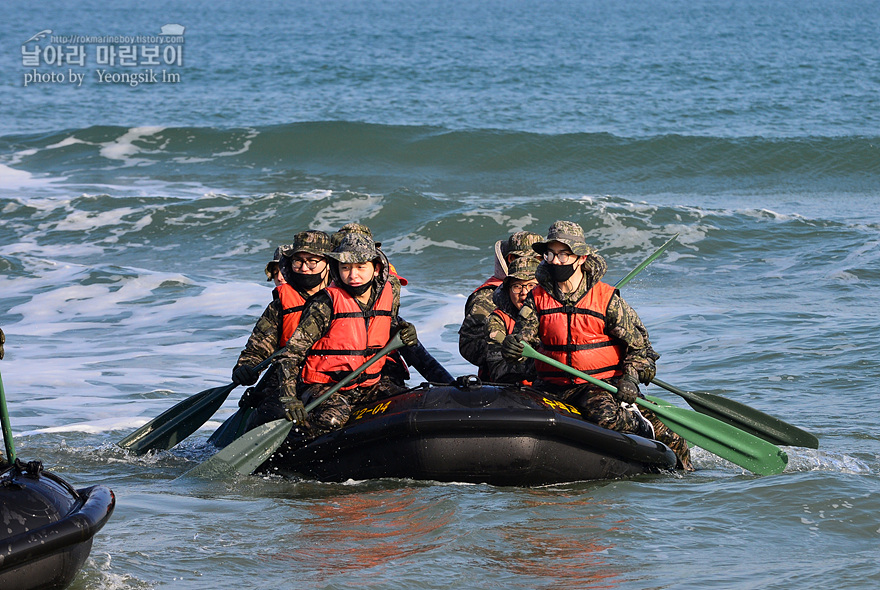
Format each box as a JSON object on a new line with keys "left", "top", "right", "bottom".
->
{"left": 541, "top": 397, "right": 582, "bottom": 416}
{"left": 352, "top": 400, "right": 392, "bottom": 421}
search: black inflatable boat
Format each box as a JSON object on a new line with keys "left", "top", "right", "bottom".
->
{"left": 1, "top": 358, "right": 116, "bottom": 590}
{"left": 246, "top": 381, "right": 677, "bottom": 485}
{"left": 0, "top": 460, "right": 116, "bottom": 590}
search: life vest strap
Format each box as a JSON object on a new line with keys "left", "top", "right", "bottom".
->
{"left": 541, "top": 341, "right": 617, "bottom": 353}
{"left": 307, "top": 349, "right": 373, "bottom": 357}
{"left": 536, "top": 305, "right": 605, "bottom": 321}
{"left": 537, "top": 363, "right": 619, "bottom": 377}
{"left": 331, "top": 309, "right": 394, "bottom": 320}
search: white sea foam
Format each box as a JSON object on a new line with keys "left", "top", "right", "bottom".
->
{"left": 98, "top": 126, "right": 166, "bottom": 166}
{"left": 459, "top": 208, "right": 539, "bottom": 233}
{"left": 310, "top": 193, "right": 385, "bottom": 232}
{"left": 0, "top": 163, "right": 65, "bottom": 191}
{"left": 212, "top": 128, "right": 258, "bottom": 156}
{"left": 390, "top": 234, "right": 480, "bottom": 255}
{"left": 46, "top": 136, "right": 90, "bottom": 150}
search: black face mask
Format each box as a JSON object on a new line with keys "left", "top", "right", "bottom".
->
{"left": 547, "top": 263, "right": 577, "bottom": 283}
{"left": 291, "top": 270, "right": 325, "bottom": 291}
{"left": 342, "top": 279, "right": 373, "bottom": 297}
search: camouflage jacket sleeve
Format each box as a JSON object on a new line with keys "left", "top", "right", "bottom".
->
{"left": 605, "top": 293, "right": 653, "bottom": 380}
{"left": 235, "top": 299, "right": 282, "bottom": 369}
{"left": 483, "top": 311, "right": 536, "bottom": 383}
{"left": 273, "top": 291, "right": 334, "bottom": 398}
{"left": 619, "top": 297, "right": 660, "bottom": 361}
{"left": 388, "top": 278, "right": 402, "bottom": 329}
{"left": 458, "top": 287, "right": 496, "bottom": 366}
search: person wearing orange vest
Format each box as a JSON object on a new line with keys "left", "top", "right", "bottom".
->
{"left": 501, "top": 221, "right": 692, "bottom": 470}
{"left": 459, "top": 231, "right": 543, "bottom": 369}
{"left": 330, "top": 223, "right": 453, "bottom": 385}
{"left": 479, "top": 255, "right": 539, "bottom": 384}
{"left": 273, "top": 232, "right": 418, "bottom": 435}
{"left": 230, "top": 231, "right": 333, "bottom": 421}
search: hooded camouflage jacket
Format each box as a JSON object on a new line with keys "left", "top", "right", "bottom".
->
{"left": 458, "top": 239, "right": 510, "bottom": 366}
{"left": 513, "top": 253, "right": 656, "bottom": 383}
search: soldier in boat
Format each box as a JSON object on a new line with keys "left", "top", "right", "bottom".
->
{"left": 230, "top": 230, "right": 333, "bottom": 425}
{"left": 272, "top": 231, "right": 418, "bottom": 436}
{"left": 459, "top": 230, "right": 542, "bottom": 371}
{"left": 478, "top": 255, "right": 540, "bottom": 384}
{"left": 501, "top": 220, "right": 692, "bottom": 470}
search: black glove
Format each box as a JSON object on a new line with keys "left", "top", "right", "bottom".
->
{"left": 232, "top": 363, "right": 260, "bottom": 386}
{"left": 238, "top": 387, "right": 260, "bottom": 409}
{"left": 501, "top": 334, "right": 525, "bottom": 362}
{"left": 615, "top": 374, "right": 640, "bottom": 404}
{"left": 398, "top": 321, "right": 418, "bottom": 347}
{"left": 280, "top": 396, "right": 307, "bottom": 423}
{"left": 637, "top": 358, "right": 656, "bottom": 385}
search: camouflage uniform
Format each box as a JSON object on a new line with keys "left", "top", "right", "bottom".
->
{"left": 459, "top": 231, "right": 543, "bottom": 367}
{"left": 330, "top": 222, "right": 452, "bottom": 384}
{"left": 234, "top": 231, "right": 332, "bottom": 416}
{"left": 514, "top": 221, "right": 691, "bottom": 470}
{"left": 481, "top": 256, "right": 539, "bottom": 384}
{"left": 273, "top": 233, "right": 405, "bottom": 435}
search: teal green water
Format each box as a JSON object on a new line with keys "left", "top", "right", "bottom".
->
{"left": 1, "top": 1, "right": 878, "bottom": 588}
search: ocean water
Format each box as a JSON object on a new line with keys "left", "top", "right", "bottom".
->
{"left": 1, "top": 1, "right": 879, "bottom": 588}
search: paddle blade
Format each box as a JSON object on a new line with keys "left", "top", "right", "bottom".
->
{"left": 651, "top": 378, "right": 819, "bottom": 449}
{"left": 614, "top": 233, "right": 679, "bottom": 289}
{"left": 643, "top": 395, "right": 695, "bottom": 446}
{"left": 206, "top": 407, "right": 252, "bottom": 449}
{"left": 118, "top": 383, "right": 237, "bottom": 455}
{"left": 183, "top": 418, "right": 294, "bottom": 479}
{"left": 637, "top": 397, "right": 788, "bottom": 475}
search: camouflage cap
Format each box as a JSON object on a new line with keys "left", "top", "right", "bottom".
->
{"left": 282, "top": 230, "right": 332, "bottom": 258}
{"left": 264, "top": 245, "right": 287, "bottom": 281}
{"left": 532, "top": 220, "right": 595, "bottom": 257}
{"left": 325, "top": 232, "right": 380, "bottom": 264}
{"left": 507, "top": 231, "right": 543, "bottom": 258}
{"left": 503, "top": 255, "right": 539, "bottom": 286}
{"left": 331, "top": 222, "right": 381, "bottom": 248}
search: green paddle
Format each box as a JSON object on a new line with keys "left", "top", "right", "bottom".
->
{"left": 206, "top": 407, "right": 251, "bottom": 449}
{"left": 612, "top": 233, "right": 818, "bottom": 449}
{"left": 183, "top": 332, "right": 406, "bottom": 478}
{"left": 118, "top": 349, "right": 284, "bottom": 455}
{"left": 614, "top": 233, "right": 679, "bottom": 289}
{"left": 1, "top": 369, "right": 17, "bottom": 464}
{"left": 520, "top": 343, "right": 788, "bottom": 475}
{"left": 651, "top": 378, "right": 818, "bottom": 449}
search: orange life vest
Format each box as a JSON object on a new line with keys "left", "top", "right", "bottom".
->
{"left": 300, "top": 282, "right": 395, "bottom": 390}
{"left": 474, "top": 276, "right": 503, "bottom": 294}
{"left": 276, "top": 283, "right": 306, "bottom": 347}
{"left": 532, "top": 281, "right": 624, "bottom": 385}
